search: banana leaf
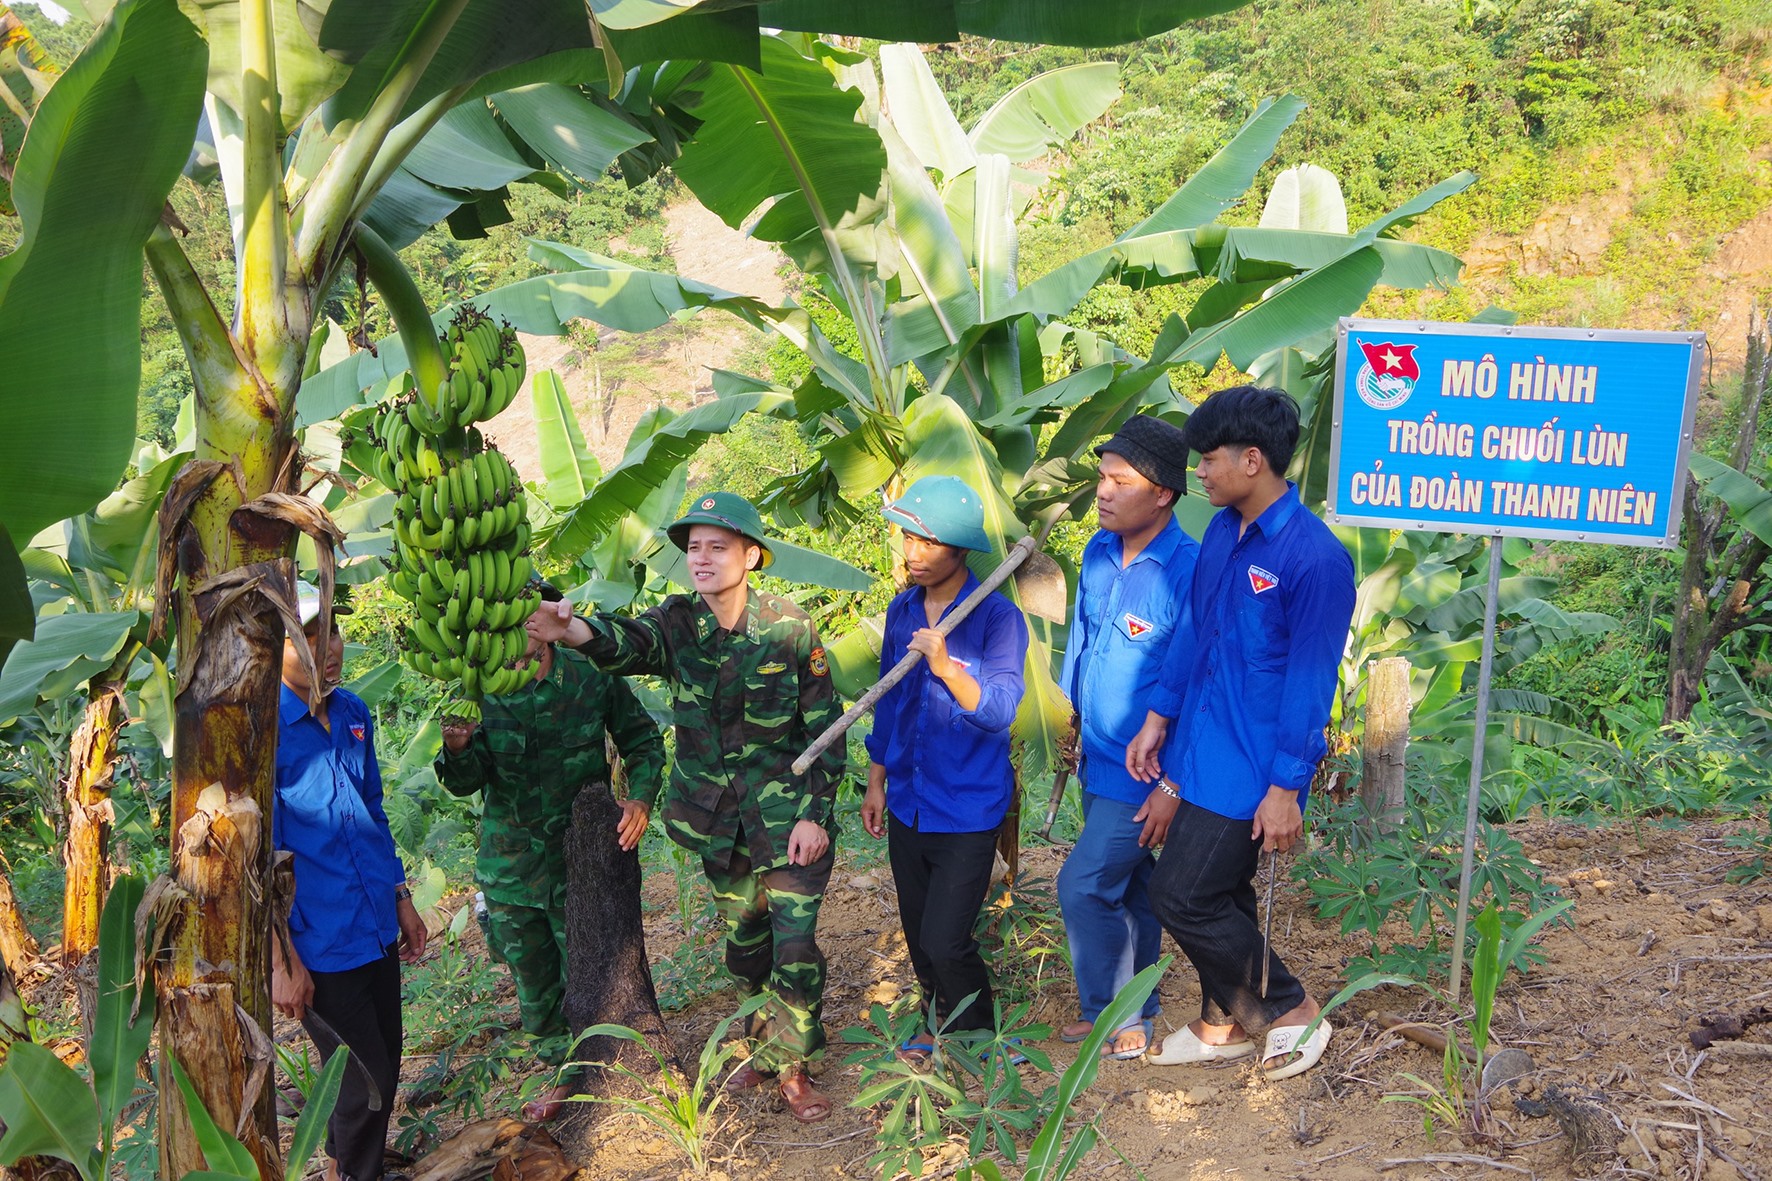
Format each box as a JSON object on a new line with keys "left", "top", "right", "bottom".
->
{"left": 0, "top": 0, "right": 206, "bottom": 572}
{"left": 1691, "top": 453, "right": 1772, "bottom": 548}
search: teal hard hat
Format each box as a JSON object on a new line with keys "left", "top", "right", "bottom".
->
{"left": 667, "top": 491, "right": 773, "bottom": 568}
{"left": 882, "top": 476, "right": 991, "bottom": 552}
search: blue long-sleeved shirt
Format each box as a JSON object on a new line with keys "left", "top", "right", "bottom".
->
{"left": 864, "top": 572, "right": 1028, "bottom": 832}
{"left": 275, "top": 684, "right": 406, "bottom": 972}
{"left": 1149, "top": 484, "right": 1355, "bottom": 820}
{"left": 1059, "top": 516, "right": 1200, "bottom": 807}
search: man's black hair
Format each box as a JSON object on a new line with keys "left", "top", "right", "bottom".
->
{"left": 535, "top": 581, "right": 565, "bottom": 604}
{"left": 1182, "top": 385, "right": 1302, "bottom": 474}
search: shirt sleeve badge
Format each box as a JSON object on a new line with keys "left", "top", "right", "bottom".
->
{"left": 1124, "top": 613, "right": 1153, "bottom": 638}
{"left": 809, "top": 646, "right": 829, "bottom": 677}
{"left": 1247, "top": 565, "right": 1280, "bottom": 594}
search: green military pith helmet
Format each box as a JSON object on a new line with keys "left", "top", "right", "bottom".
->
{"left": 881, "top": 475, "right": 991, "bottom": 552}
{"left": 667, "top": 491, "right": 774, "bottom": 568}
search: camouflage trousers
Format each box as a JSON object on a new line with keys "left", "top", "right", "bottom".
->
{"left": 702, "top": 833, "right": 834, "bottom": 1074}
{"left": 483, "top": 896, "right": 571, "bottom": 1063}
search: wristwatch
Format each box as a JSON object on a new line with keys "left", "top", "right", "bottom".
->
{"left": 394, "top": 885, "right": 412, "bottom": 902}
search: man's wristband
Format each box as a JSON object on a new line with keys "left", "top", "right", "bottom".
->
{"left": 394, "top": 885, "right": 412, "bottom": 902}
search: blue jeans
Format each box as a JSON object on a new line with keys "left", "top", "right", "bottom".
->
{"left": 1056, "top": 791, "right": 1163, "bottom": 1030}
{"left": 1148, "top": 799, "right": 1306, "bottom": 1031}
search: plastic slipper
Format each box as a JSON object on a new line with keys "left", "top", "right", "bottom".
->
{"left": 1146, "top": 1024, "right": 1257, "bottom": 1065}
{"left": 1261, "top": 1020, "right": 1333, "bottom": 1081}
{"left": 722, "top": 1061, "right": 776, "bottom": 1093}
{"left": 1102, "top": 1018, "right": 1155, "bottom": 1061}
{"left": 980, "top": 1037, "right": 1029, "bottom": 1067}
{"left": 779, "top": 1071, "right": 832, "bottom": 1123}
{"left": 1059, "top": 1020, "right": 1093, "bottom": 1044}
{"left": 897, "top": 1039, "right": 935, "bottom": 1065}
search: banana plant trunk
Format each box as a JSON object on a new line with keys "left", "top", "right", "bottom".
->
{"left": 0, "top": 855, "right": 38, "bottom": 984}
{"left": 153, "top": 426, "right": 298, "bottom": 1181}
{"left": 61, "top": 655, "right": 134, "bottom": 1031}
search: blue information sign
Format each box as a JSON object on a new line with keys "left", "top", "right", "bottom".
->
{"left": 1327, "top": 318, "right": 1704, "bottom": 547}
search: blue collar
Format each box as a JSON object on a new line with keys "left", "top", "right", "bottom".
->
{"left": 1110, "top": 514, "right": 1186, "bottom": 567}
{"left": 1247, "top": 482, "right": 1304, "bottom": 539}
{"left": 909, "top": 568, "right": 982, "bottom": 621}
{"left": 279, "top": 682, "right": 320, "bottom": 726}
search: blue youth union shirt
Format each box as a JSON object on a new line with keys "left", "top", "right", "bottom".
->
{"left": 275, "top": 684, "right": 406, "bottom": 972}
{"left": 1149, "top": 484, "right": 1356, "bottom": 820}
{"left": 1059, "top": 515, "right": 1199, "bottom": 808}
{"left": 864, "top": 570, "right": 1028, "bottom": 832}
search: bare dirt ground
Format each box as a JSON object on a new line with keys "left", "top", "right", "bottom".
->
{"left": 405, "top": 818, "right": 1772, "bottom": 1181}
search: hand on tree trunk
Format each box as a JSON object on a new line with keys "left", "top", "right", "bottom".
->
{"left": 615, "top": 800, "right": 650, "bottom": 851}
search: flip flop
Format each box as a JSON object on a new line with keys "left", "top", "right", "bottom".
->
{"left": 779, "top": 1071, "right": 832, "bottom": 1123}
{"left": 980, "top": 1037, "right": 1029, "bottom": 1067}
{"left": 1146, "top": 1024, "right": 1257, "bottom": 1065}
{"left": 1059, "top": 1021, "right": 1093, "bottom": 1044}
{"left": 1102, "top": 1018, "right": 1155, "bottom": 1061}
{"left": 897, "top": 1039, "right": 935, "bottom": 1065}
{"left": 722, "top": 1061, "right": 777, "bottom": 1093}
{"left": 1261, "top": 1020, "right": 1333, "bottom": 1081}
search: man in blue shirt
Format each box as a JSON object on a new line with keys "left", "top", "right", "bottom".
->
{"left": 1128, "top": 386, "right": 1355, "bottom": 1082}
{"left": 1056, "top": 415, "right": 1199, "bottom": 1060}
{"left": 862, "top": 476, "right": 1028, "bottom": 1046}
{"left": 274, "top": 589, "right": 427, "bottom": 1181}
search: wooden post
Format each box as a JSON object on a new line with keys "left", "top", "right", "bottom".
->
{"left": 1361, "top": 657, "right": 1410, "bottom": 833}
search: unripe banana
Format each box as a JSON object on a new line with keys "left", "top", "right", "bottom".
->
{"left": 410, "top": 615, "right": 446, "bottom": 657}
{"left": 416, "top": 595, "right": 443, "bottom": 627}
{"left": 490, "top": 549, "right": 512, "bottom": 600}
{"left": 460, "top": 455, "right": 481, "bottom": 508}
{"left": 439, "top": 516, "right": 457, "bottom": 553}
{"left": 424, "top": 478, "right": 446, "bottom": 531}
{"left": 443, "top": 594, "right": 464, "bottom": 637}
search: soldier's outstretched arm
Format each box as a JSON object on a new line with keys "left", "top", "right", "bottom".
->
{"left": 528, "top": 599, "right": 673, "bottom": 678}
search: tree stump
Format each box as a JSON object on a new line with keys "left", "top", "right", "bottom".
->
{"left": 562, "top": 783, "right": 671, "bottom": 1086}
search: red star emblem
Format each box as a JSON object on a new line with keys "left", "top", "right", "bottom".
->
{"left": 1356, "top": 339, "right": 1421, "bottom": 381}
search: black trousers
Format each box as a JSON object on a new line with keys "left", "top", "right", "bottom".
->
{"left": 887, "top": 815, "right": 999, "bottom": 1035}
{"left": 302, "top": 944, "right": 402, "bottom": 1181}
{"left": 1148, "top": 799, "right": 1307, "bottom": 1031}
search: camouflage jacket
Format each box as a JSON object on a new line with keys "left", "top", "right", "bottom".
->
{"left": 574, "top": 589, "right": 842, "bottom": 871}
{"left": 436, "top": 647, "right": 666, "bottom": 905}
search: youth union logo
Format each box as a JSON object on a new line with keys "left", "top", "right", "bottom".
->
{"left": 1354, "top": 339, "right": 1420, "bottom": 410}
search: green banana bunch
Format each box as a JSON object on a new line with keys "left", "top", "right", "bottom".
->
{"left": 374, "top": 305, "right": 545, "bottom": 703}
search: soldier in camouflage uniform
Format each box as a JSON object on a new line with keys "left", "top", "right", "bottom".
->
{"left": 528, "top": 492, "right": 843, "bottom": 1124}
{"left": 436, "top": 581, "right": 666, "bottom": 1121}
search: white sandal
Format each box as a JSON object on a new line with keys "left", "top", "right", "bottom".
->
{"left": 1261, "top": 1020, "right": 1332, "bottom": 1081}
{"left": 1146, "top": 1024, "right": 1257, "bottom": 1065}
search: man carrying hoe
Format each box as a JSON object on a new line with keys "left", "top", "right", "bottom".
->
{"left": 861, "top": 475, "right": 1028, "bottom": 1058}
{"left": 527, "top": 492, "right": 843, "bottom": 1123}
{"left": 1127, "top": 386, "right": 1355, "bottom": 1081}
